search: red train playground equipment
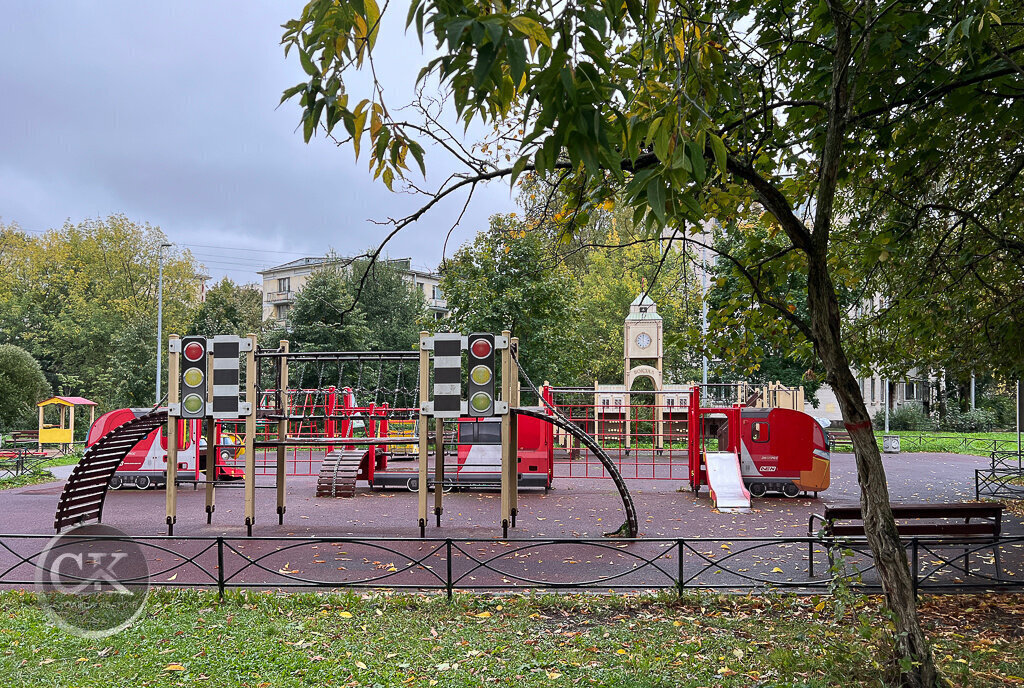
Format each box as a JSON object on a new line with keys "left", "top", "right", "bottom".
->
{"left": 540, "top": 383, "right": 831, "bottom": 507}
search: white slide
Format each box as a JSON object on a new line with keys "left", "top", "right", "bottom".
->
{"left": 704, "top": 451, "right": 752, "bottom": 511}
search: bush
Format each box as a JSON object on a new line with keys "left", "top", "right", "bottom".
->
{"left": 979, "top": 395, "right": 1016, "bottom": 429}
{"left": 0, "top": 344, "right": 51, "bottom": 432}
{"left": 938, "top": 405, "right": 998, "bottom": 433}
{"left": 872, "top": 402, "right": 935, "bottom": 431}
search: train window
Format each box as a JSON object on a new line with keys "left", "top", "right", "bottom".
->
{"left": 751, "top": 422, "right": 770, "bottom": 442}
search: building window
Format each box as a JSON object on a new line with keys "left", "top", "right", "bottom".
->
{"left": 276, "top": 304, "right": 290, "bottom": 320}
{"left": 432, "top": 285, "right": 443, "bottom": 300}
{"left": 667, "top": 397, "right": 675, "bottom": 408}
{"left": 278, "top": 277, "right": 290, "bottom": 292}
{"left": 906, "top": 382, "right": 917, "bottom": 400}
{"left": 870, "top": 378, "right": 876, "bottom": 403}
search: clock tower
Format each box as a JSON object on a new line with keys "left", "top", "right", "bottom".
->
{"left": 624, "top": 294, "right": 663, "bottom": 389}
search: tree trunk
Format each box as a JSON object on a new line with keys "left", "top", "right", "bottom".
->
{"left": 806, "top": 257, "right": 939, "bottom": 687}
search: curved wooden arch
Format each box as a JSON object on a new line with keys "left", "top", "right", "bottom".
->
{"left": 54, "top": 408, "right": 167, "bottom": 532}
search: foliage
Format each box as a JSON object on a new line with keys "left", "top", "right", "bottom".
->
{"left": 441, "top": 214, "right": 584, "bottom": 386}
{"left": 872, "top": 403, "right": 935, "bottom": 433}
{"left": 0, "top": 344, "right": 51, "bottom": 431}
{"left": 2, "top": 590, "right": 1024, "bottom": 687}
{"left": 937, "top": 406, "right": 998, "bottom": 434}
{"left": 979, "top": 395, "right": 1018, "bottom": 430}
{"left": 286, "top": 261, "right": 369, "bottom": 353}
{"left": 343, "top": 257, "right": 427, "bottom": 351}
{"left": 190, "top": 278, "right": 264, "bottom": 338}
{"left": 0, "top": 217, "right": 199, "bottom": 411}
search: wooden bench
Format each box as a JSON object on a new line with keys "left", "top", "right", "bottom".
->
{"left": 808, "top": 502, "right": 1004, "bottom": 577}
{"left": 10, "top": 430, "right": 39, "bottom": 445}
{"left": 826, "top": 429, "right": 853, "bottom": 451}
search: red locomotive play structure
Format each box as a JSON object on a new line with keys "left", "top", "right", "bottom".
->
{"left": 86, "top": 408, "right": 243, "bottom": 489}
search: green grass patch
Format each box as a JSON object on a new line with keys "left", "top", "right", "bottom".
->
{"left": 0, "top": 470, "right": 59, "bottom": 490}
{"left": 0, "top": 590, "right": 1021, "bottom": 687}
{"left": 873, "top": 432, "right": 1019, "bottom": 455}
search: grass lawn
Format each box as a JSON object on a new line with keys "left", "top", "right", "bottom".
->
{"left": 874, "top": 432, "right": 1019, "bottom": 455}
{"left": 0, "top": 591, "right": 1021, "bottom": 687}
{"left": 0, "top": 452, "right": 81, "bottom": 490}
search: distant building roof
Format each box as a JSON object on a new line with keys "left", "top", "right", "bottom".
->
{"left": 626, "top": 293, "right": 662, "bottom": 321}
{"left": 258, "top": 256, "right": 426, "bottom": 276}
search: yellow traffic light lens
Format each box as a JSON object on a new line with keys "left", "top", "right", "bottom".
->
{"left": 183, "top": 368, "right": 204, "bottom": 388}
{"left": 470, "top": 392, "right": 492, "bottom": 413}
{"left": 182, "top": 394, "right": 204, "bottom": 414}
{"left": 470, "top": 365, "right": 491, "bottom": 385}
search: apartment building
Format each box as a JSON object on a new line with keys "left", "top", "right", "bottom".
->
{"left": 258, "top": 256, "right": 447, "bottom": 325}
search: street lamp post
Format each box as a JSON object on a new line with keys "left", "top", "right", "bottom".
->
{"left": 155, "top": 242, "right": 172, "bottom": 405}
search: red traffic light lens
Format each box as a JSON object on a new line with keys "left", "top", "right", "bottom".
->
{"left": 470, "top": 338, "right": 492, "bottom": 358}
{"left": 183, "top": 342, "right": 205, "bottom": 362}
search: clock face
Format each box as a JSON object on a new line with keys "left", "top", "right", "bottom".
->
{"left": 635, "top": 332, "right": 652, "bottom": 349}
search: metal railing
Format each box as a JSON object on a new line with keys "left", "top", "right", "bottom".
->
{"left": 3, "top": 534, "right": 1020, "bottom": 598}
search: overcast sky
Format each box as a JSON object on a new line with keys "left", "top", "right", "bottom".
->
{"left": 0, "top": 1, "right": 516, "bottom": 283}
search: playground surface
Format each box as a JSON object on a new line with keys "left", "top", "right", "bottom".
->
{"left": 3, "top": 450, "right": 1022, "bottom": 592}
{"left": 3, "top": 450, "right": 1017, "bottom": 538}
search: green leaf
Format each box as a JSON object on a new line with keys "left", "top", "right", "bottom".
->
{"left": 647, "top": 177, "right": 666, "bottom": 225}
{"left": 510, "top": 16, "right": 551, "bottom": 48}
{"left": 709, "top": 133, "right": 727, "bottom": 174}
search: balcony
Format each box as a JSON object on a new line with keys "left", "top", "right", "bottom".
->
{"left": 265, "top": 290, "right": 294, "bottom": 304}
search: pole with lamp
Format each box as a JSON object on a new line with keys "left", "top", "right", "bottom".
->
{"left": 156, "top": 242, "right": 172, "bottom": 405}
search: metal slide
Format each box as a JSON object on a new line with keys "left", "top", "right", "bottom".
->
{"left": 704, "top": 451, "right": 751, "bottom": 511}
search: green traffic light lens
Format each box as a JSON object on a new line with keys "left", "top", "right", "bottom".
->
{"left": 470, "top": 365, "right": 491, "bottom": 385}
{"left": 183, "top": 368, "right": 204, "bottom": 388}
{"left": 182, "top": 394, "right": 204, "bottom": 414}
{"left": 470, "top": 392, "right": 492, "bottom": 413}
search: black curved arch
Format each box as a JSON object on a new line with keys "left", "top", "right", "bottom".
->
{"left": 54, "top": 409, "right": 167, "bottom": 532}
{"left": 512, "top": 407, "right": 639, "bottom": 538}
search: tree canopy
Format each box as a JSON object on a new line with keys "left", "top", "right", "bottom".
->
{"left": 0, "top": 344, "right": 51, "bottom": 432}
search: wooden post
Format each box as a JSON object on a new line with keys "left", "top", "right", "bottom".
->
{"left": 166, "top": 334, "right": 180, "bottom": 535}
{"left": 417, "top": 331, "right": 430, "bottom": 537}
{"left": 434, "top": 417, "right": 444, "bottom": 526}
{"left": 38, "top": 405, "right": 43, "bottom": 452}
{"left": 510, "top": 337, "right": 520, "bottom": 527}
{"left": 204, "top": 343, "right": 216, "bottom": 524}
{"left": 500, "top": 329, "right": 512, "bottom": 537}
{"left": 276, "top": 340, "right": 289, "bottom": 525}
{"left": 69, "top": 406, "right": 75, "bottom": 450}
{"left": 243, "top": 333, "right": 257, "bottom": 536}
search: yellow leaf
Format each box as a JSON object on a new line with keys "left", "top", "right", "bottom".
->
{"left": 616, "top": 649, "right": 627, "bottom": 655}
{"left": 76, "top": 657, "right": 88, "bottom": 663}
{"left": 546, "top": 671, "right": 563, "bottom": 679}
{"left": 672, "top": 620, "right": 682, "bottom": 627}
{"left": 771, "top": 567, "right": 784, "bottom": 573}
{"left": 510, "top": 16, "right": 551, "bottom": 49}
{"left": 475, "top": 611, "right": 491, "bottom": 618}
{"left": 355, "top": 661, "right": 367, "bottom": 670}
{"left": 164, "top": 664, "right": 187, "bottom": 672}
{"left": 814, "top": 601, "right": 826, "bottom": 612}
{"left": 339, "top": 611, "right": 353, "bottom": 618}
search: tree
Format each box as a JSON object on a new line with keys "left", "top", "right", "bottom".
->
{"left": 0, "top": 344, "right": 51, "bottom": 433}
{"left": 287, "top": 262, "right": 369, "bottom": 354}
{"left": 441, "top": 213, "right": 584, "bottom": 386}
{"left": 343, "top": 257, "right": 426, "bottom": 350}
{"left": 282, "top": 2, "right": 1023, "bottom": 682}
{"left": 191, "top": 278, "right": 264, "bottom": 337}
{"left": 0, "top": 216, "right": 199, "bottom": 410}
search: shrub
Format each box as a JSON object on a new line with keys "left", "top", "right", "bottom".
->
{"left": 938, "top": 405, "right": 998, "bottom": 433}
{"left": 978, "top": 395, "right": 1016, "bottom": 429}
{"left": 872, "top": 402, "right": 935, "bottom": 431}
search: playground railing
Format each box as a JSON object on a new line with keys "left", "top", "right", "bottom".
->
{"left": 2, "top": 533, "right": 1020, "bottom": 597}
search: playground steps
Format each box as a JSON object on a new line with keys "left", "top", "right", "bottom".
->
{"left": 316, "top": 450, "right": 364, "bottom": 498}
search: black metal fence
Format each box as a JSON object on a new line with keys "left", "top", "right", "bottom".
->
{"left": 975, "top": 450, "right": 1024, "bottom": 501}
{"left": 3, "top": 533, "right": 1021, "bottom": 597}
{"left": 0, "top": 450, "right": 52, "bottom": 479}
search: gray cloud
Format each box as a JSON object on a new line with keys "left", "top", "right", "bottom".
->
{"left": 0, "top": 1, "right": 515, "bottom": 281}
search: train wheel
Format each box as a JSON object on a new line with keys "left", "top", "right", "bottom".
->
{"left": 135, "top": 475, "right": 152, "bottom": 490}
{"left": 109, "top": 475, "right": 123, "bottom": 490}
{"left": 748, "top": 482, "right": 766, "bottom": 498}
{"left": 783, "top": 482, "right": 799, "bottom": 498}
{"left": 407, "top": 477, "right": 419, "bottom": 492}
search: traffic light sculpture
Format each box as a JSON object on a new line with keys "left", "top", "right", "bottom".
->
{"left": 418, "top": 331, "right": 518, "bottom": 537}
